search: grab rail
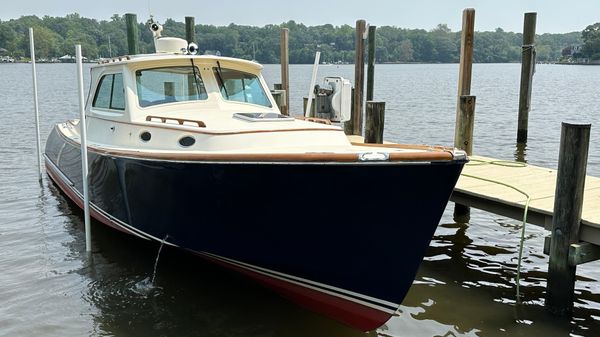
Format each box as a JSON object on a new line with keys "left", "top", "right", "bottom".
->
{"left": 146, "top": 115, "right": 206, "bottom": 128}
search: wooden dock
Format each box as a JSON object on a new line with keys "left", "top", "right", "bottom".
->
{"left": 451, "top": 155, "right": 600, "bottom": 246}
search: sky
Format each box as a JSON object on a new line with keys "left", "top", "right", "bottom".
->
{"left": 1, "top": 0, "right": 598, "bottom": 33}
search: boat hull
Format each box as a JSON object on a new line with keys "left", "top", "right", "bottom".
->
{"left": 45, "top": 126, "right": 465, "bottom": 331}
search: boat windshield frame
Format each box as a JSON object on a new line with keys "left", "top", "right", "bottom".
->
{"left": 135, "top": 65, "right": 208, "bottom": 108}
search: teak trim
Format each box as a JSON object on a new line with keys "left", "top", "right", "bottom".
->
{"left": 146, "top": 115, "right": 207, "bottom": 128}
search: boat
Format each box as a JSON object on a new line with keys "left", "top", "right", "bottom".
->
{"left": 44, "top": 19, "right": 467, "bottom": 331}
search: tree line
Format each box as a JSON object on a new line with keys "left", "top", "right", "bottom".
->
{"left": 0, "top": 14, "right": 588, "bottom": 63}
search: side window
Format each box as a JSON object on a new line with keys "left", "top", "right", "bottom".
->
{"left": 93, "top": 73, "right": 125, "bottom": 111}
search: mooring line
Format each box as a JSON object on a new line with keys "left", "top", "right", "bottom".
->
{"left": 461, "top": 159, "right": 530, "bottom": 304}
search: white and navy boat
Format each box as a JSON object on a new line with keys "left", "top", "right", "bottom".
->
{"left": 44, "top": 20, "right": 467, "bottom": 331}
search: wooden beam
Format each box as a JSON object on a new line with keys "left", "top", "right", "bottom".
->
{"left": 569, "top": 242, "right": 600, "bottom": 266}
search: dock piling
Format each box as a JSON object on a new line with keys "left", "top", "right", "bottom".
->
{"left": 453, "top": 9, "right": 475, "bottom": 223}
{"left": 453, "top": 95, "right": 476, "bottom": 223}
{"left": 352, "top": 20, "right": 367, "bottom": 136}
{"left": 364, "top": 101, "right": 385, "bottom": 144}
{"left": 456, "top": 9, "right": 475, "bottom": 101}
{"left": 546, "top": 123, "right": 591, "bottom": 315}
{"left": 517, "top": 12, "right": 537, "bottom": 143}
{"left": 280, "top": 28, "right": 290, "bottom": 116}
{"left": 366, "top": 26, "right": 376, "bottom": 102}
{"left": 125, "top": 13, "right": 139, "bottom": 55}
{"left": 185, "top": 16, "right": 195, "bottom": 44}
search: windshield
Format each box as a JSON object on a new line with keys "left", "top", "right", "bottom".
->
{"left": 136, "top": 66, "right": 207, "bottom": 107}
{"left": 213, "top": 67, "right": 272, "bottom": 108}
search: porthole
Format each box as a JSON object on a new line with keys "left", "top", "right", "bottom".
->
{"left": 178, "top": 136, "right": 196, "bottom": 147}
{"left": 140, "top": 131, "right": 152, "bottom": 142}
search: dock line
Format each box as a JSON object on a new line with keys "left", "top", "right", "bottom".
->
{"left": 461, "top": 159, "right": 530, "bottom": 303}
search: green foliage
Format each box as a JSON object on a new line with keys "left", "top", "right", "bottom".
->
{"left": 582, "top": 23, "right": 600, "bottom": 60}
{"left": 0, "top": 14, "right": 583, "bottom": 63}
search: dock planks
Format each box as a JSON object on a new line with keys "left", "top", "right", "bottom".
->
{"left": 452, "top": 155, "right": 600, "bottom": 246}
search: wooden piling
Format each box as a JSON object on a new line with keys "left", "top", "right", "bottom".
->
{"left": 185, "top": 16, "right": 195, "bottom": 44}
{"left": 453, "top": 95, "right": 476, "bottom": 223}
{"left": 125, "top": 13, "right": 139, "bottom": 55}
{"left": 456, "top": 9, "right": 475, "bottom": 99}
{"left": 364, "top": 101, "right": 385, "bottom": 144}
{"left": 271, "top": 90, "right": 284, "bottom": 111}
{"left": 344, "top": 88, "right": 355, "bottom": 135}
{"left": 280, "top": 28, "right": 290, "bottom": 116}
{"left": 546, "top": 123, "right": 591, "bottom": 315}
{"left": 517, "top": 12, "right": 537, "bottom": 143}
{"left": 454, "top": 96, "right": 476, "bottom": 156}
{"left": 353, "top": 20, "right": 367, "bottom": 136}
{"left": 454, "top": 9, "right": 475, "bottom": 224}
{"left": 366, "top": 26, "right": 376, "bottom": 101}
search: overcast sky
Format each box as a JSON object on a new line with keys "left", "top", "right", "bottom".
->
{"left": 1, "top": 0, "right": 598, "bottom": 33}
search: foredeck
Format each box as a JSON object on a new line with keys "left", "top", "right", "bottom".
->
{"left": 451, "top": 155, "right": 600, "bottom": 246}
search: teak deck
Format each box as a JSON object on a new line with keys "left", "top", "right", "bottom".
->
{"left": 451, "top": 155, "right": 600, "bottom": 246}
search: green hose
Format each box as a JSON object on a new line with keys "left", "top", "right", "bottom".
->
{"left": 462, "top": 159, "right": 530, "bottom": 303}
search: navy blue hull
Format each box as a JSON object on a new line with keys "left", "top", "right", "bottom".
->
{"left": 45, "top": 127, "right": 465, "bottom": 330}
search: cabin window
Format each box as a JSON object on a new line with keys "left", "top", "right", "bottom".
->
{"left": 135, "top": 66, "right": 208, "bottom": 107}
{"left": 213, "top": 67, "right": 272, "bottom": 108}
{"left": 93, "top": 73, "right": 125, "bottom": 111}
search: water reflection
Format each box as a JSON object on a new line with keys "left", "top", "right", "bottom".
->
{"left": 514, "top": 142, "right": 528, "bottom": 163}
{"left": 380, "top": 211, "right": 600, "bottom": 337}
{"left": 50, "top": 188, "right": 371, "bottom": 337}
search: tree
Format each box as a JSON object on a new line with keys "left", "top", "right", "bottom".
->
{"left": 582, "top": 23, "right": 600, "bottom": 60}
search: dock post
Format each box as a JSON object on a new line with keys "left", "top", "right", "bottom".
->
{"left": 517, "top": 12, "right": 537, "bottom": 143}
{"left": 353, "top": 20, "right": 367, "bottom": 136}
{"left": 546, "top": 123, "right": 591, "bottom": 315}
{"left": 453, "top": 9, "right": 475, "bottom": 223}
{"left": 364, "top": 101, "right": 385, "bottom": 144}
{"left": 344, "top": 88, "right": 355, "bottom": 135}
{"left": 456, "top": 9, "right": 475, "bottom": 102}
{"left": 185, "top": 16, "right": 195, "bottom": 44}
{"left": 366, "top": 26, "right": 376, "bottom": 101}
{"left": 280, "top": 28, "right": 290, "bottom": 116}
{"left": 453, "top": 95, "right": 476, "bottom": 222}
{"left": 125, "top": 13, "right": 139, "bottom": 55}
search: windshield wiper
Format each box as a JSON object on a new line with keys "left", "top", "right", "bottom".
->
{"left": 190, "top": 58, "right": 203, "bottom": 98}
{"left": 215, "top": 61, "right": 229, "bottom": 98}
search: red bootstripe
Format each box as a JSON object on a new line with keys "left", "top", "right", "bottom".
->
{"left": 197, "top": 252, "right": 392, "bottom": 331}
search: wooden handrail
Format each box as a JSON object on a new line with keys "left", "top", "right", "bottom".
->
{"left": 146, "top": 115, "right": 206, "bottom": 128}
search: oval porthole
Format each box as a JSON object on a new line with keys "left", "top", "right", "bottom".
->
{"left": 140, "top": 131, "right": 152, "bottom": 142}
{"left": 178, "top": 136, "right": 196, "bottom": 147}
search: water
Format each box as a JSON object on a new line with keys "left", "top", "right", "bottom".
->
{"left": 1, "top": 62, "right": 599, "bottom": 336}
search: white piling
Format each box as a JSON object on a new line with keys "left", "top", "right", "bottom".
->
{"left": 29, "top": 28, "right": 42, "bottom": 182}
{"left": 304, "top": 51, "right": 321, "bottom": 117}
{"left": 76, "top": 45, "right": 92, "bottom": 252}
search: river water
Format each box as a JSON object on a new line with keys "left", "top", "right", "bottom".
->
{"left": 0, "top": 62, "right": 599, "bottom": 337}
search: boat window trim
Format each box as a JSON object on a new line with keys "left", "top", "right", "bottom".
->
{"left": 92, "top": 72, "right": 126, "bottom": 112}
{"left": 212, "top": 67, "right": 272, "bottom": 108}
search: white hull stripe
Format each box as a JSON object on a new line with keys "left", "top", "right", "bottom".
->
{"left": 199, "top": 251, "right": 399, "bottom": 313}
